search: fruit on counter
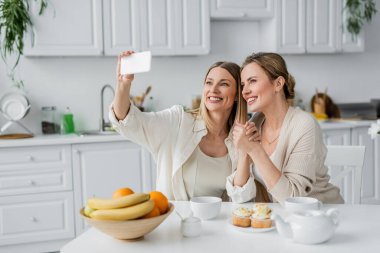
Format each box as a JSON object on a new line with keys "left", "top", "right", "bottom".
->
{"left": 142, "top": 205, "right": 161, "bottom": 219}
{"left": 112, "top": 187, "right": 134, "bottom": 199}
{"left": 90, "top": 200, "right": 155, "bottom": 221}
{"left": 87, "top": 193, "right": 149, "bottom": 210}
{"left": 84, "top": 204, "right": 96, "bottom": 217}
{"left": 149, "top": 191, "right": 169, "bottom": 214}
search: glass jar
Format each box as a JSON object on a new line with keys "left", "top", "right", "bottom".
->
{"left": 41, "top": 106, "right": 58, "bottom": 134}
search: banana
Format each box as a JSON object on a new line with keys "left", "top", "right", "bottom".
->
{"left": 90, "top": 200, "right": 155, "bottom": 220}
{"left": 87, "top": 193, "right": 149, "bottom": 210}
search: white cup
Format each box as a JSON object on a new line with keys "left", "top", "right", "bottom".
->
{"left": 284, "top": 197, "right": 323, "bottom": 213}
{"left": 181, "top": 216, "right": 202, "bottom": 237}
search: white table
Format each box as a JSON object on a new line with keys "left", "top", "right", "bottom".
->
{"left": 61, "top": 201, "right": 380, "bottom": 253}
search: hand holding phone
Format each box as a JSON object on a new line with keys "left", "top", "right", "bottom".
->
{"left": 120, "top": 51, "right": 152, "bottom": 75}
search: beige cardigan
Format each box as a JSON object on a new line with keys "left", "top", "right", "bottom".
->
{"left": 252, "top": 107, "right": 344, "bottom": 204}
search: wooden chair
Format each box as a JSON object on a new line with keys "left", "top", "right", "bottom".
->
{"left": 325, "top": 145, "right": 365, "bottom": 204}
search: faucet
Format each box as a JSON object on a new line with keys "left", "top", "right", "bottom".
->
{"left": 100, "top": 84, "right": 115, "bottom": 132}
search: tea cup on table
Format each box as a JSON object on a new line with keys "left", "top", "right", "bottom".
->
{"left": 284, "top": 197, "right": 323, "bottom": 213}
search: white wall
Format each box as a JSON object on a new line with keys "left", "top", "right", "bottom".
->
{"left": 1, "top": 9, "right": 380, "bottom": 134}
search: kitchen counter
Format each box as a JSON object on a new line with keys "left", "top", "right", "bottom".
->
{"left": 0, "top": 133, "right": 126, "bottom": 148}
{"left": 318, "top": 119, "right": 373, "bottom": 130}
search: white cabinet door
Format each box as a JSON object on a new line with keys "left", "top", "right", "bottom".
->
{"left": 140, "top": 0, "right": 209, "bottom": 55}
{"left": 352, "top": 127, "right": 379, "bottom": 204}
{"left": 306, "top": 0, "right": 340, "bottom": 53}
{"left": 72, "top": 141, "right": 152, "bottom": 234}
{"left": 210, "top": 0, "right": 274, "bottom": 20}
{"left": 322, "top": 128, "right": 351, "bottom": 145}
{"left": 103, "top": 0, "right": 141, "bottom": 55}
{"left": 276, "top": 0, "right": 305, "bottom": 53}
{"left": 24, "top": 0, "right": 103, "bottom": 56}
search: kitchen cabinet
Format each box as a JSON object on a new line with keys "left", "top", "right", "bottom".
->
{"left": 210, "top": 0, "right": 274, "bottom": 20}
{"left": 26, "top": 0, "right": 210, "bottom": 56}
{"left": 24, "top": 0, "right": 103, "bottom": 56}
{"left": 0, "top": 137, "right": 155, "bottom": 252}
{"left": 260, "top": 0, "right": 364, "bottom": 54}
{"left": 103, "top": 0, "right": 210, "bottom": 55}
{"left": 72, "top": 141, "right": 154, "bottom": 234}
{"left": 321, "top": 123, "right": 380, "bottom": 204}
{"left": 0, "top": 144, "right": 75, "bottom": 253}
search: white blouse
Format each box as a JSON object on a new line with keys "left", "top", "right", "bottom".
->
{"left": 182, "top": 146, "right": 231, "bottom": 199}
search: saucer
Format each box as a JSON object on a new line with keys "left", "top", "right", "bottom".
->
{"left": 228, "top": 218, "right": 275, "bottom": 233}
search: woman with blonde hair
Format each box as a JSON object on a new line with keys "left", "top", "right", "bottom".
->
{"left": 110, "top": 51, "right": 255, "bottom": 202}
{"left": 232, "top": 52, "right": 343, "bottom": 204}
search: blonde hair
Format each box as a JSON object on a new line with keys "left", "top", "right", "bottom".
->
{"left": 190, "top": 61, "right": 247, "bottom": 132}
{"left": 241, "top": 52, "right": 295, "bottom": 100}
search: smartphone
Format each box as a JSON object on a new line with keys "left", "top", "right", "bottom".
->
{"left": 120, "top": 51, "right": 152, "bottom": 75}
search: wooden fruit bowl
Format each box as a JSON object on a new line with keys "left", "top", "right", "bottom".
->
{"left": 80, "top": 203, "right": 174, "bottom": 240}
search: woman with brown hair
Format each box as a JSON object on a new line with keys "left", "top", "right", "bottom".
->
{"left": 232, "top": 52, "right": 343, "bottom": 204}
{"left": 110, "top": 51, "right": 255, "bottom": 202}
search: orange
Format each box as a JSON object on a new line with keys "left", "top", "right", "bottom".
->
{"left": 142, "top": 206, "right": 160, "bottom": 219}
{"left": 112, "top": 187, "right": 134, "bottom": 199}
{"left": 149, "top": 191, "right": 169, "bottom": 214}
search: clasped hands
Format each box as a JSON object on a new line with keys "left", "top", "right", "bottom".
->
{"left": 232, "top": 121, "right": 261, "bottom": 154}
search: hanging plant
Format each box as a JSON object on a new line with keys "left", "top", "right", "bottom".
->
{"left": 344, "top": 0, "right": 377, "bottom": 38}
{"left": 0, "top": 0, "right": 48, "bottom": 88}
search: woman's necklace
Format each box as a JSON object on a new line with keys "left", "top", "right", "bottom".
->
{"left": 261, "top": 120, "right": 280, "bottom": 145}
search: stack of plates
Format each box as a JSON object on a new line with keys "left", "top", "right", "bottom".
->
{"left": 0, "top": 92, "right": 30, "bottom": 120}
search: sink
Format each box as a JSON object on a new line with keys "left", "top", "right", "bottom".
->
{"left": 78, "top": 130, "right": 118, "bottom": 136}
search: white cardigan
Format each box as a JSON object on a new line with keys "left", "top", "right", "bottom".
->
{"left": 109, "top": 103, "right": 255, "bottom": 202}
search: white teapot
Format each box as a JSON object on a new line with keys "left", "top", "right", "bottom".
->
{"left": 271, "top": 208, "right": 339, "bottom": 244}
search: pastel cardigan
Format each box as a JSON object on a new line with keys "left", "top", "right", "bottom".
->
{"left": 252, "top": 107, "right": 344, "bottom": 204}
{"left": 109, "top": 103, "right": 255, "bottom": 202}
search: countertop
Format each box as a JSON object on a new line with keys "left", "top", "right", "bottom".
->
{"left": 0, "top": 133, "right": 126, "bottom": 148}
{"left": 61, "top": 201, "right": 380, "bottom": 253}
{"left": 318, "top": 119, "right": 373, "bottom": 130}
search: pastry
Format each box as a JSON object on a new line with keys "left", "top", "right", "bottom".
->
{"left": 232, "top": 207, "right": 252, "bottom": 227}
{"left": 250, "top": 203, "right": 272, "bottom": 228}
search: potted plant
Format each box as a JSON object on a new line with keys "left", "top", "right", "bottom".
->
{"left": 0, "top": 0, "right": 48, "bottom": 89}
{"left": 344, "top": 0, "right": 377, "bottom": 39}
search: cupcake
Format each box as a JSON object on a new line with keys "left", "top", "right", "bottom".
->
{"left": 232, "top": 207, "right": 252, "bottom": 227}
{"left": 250, "top": 203, "right": 272, "bottom": 228}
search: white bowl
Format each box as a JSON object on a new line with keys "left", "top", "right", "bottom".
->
{"left": 190, "top": 196, "right": 222, "bottom": 220}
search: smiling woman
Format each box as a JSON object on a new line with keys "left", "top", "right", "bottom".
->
{"left": 109, "top": 51, "right": 254, "bottom": 203}
{"left": 233, "top": 52, "right": 344, "bottom": 204}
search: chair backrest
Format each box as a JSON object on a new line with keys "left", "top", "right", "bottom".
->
{"left": 325, "top": 145, "right": 365, "bottom": 204}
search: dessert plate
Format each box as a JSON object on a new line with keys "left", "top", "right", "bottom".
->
{"left": 228, "top": 218, "right": 275, "bottom": 233}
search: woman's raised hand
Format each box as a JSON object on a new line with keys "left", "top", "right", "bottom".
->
{"left": 233, "top": 121, "right": 260, "bottom": 153}
{"left": 245, "top": 122, "right": 261, "bottom": 143}
{"left": 117, "top": 51, "right": 135, "bottom": 85}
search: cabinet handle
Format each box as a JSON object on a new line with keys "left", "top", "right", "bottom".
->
{"left": 27, "top": 155, "right": 34, "bottom": 161}
{"left": 30, "top": 217, "right": 37, "bottom": 222}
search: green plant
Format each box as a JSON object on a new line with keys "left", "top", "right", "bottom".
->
{"left": 0, "top": 0, "right": 48, "bottom": 88}
{"left": 344, "top": 0, "right": 377, "bottom": 38}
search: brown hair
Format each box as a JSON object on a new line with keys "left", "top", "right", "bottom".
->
{"left": 241, "top": 52, "right": 295, "bottom": 100}
{"left": 192, "top": 62, "right": 247, "bottom": 132}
